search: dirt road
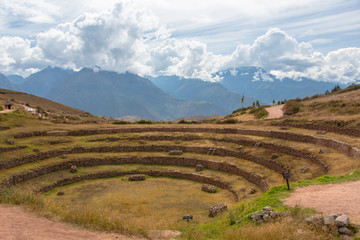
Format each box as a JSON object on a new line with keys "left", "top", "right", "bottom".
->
{"left": 0, "top": 205, "right": 144, "bottom": 240}
{"left": 265, "top": 104, "right": 285, "bottom": 119}
{"left": 283, "top": 180, "right": 360, "bottom": 224}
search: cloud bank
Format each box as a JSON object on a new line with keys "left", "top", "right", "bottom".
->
{"left": 0, "top": 1, "right": 359, "bottom": 83}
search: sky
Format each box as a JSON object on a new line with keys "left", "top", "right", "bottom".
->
{"left": 0, "top": 0, "right": 359, "bottom": 83}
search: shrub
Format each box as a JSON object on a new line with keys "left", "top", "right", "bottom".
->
{"left": 136, "top": 120, "right": 152, "bottom": 124}
{"left": 113, "top": 120, "right": 129, "bottom": 125}
{"left": 284, "top": 101, "right": 303, "bottom": 115}
{"left": 67, "top": 115, "right": 81, "bottom": 121}
{"left": 178, "top": 120, "right": 199, "bottom": 124}
{"left": 217, "top": 119, "right": 238, "bottom": 124}
{"left": 249, "top": 106, "right": 268, "bottom": 119}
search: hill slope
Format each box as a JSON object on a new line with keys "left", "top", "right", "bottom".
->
{"left": 0, "top": 74, "right": 18, "bottom": 91}
{"left": 149, "top": 75, "right": 259, "bottom": 110}
{"left": 20, "top": 66, "right": 74, "bottom": 97}
{"left": 45, "top": 68, "right": 229, "bottom": 120}
{"left": 0, "top": 88, "right": 85, "bottom": 115}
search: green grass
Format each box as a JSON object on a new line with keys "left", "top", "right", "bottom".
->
{"left": 179, "top": 170, "right": 360, "bottom": 239}
{"left": 249, "top": 107, "right": 269, "bottom": 119}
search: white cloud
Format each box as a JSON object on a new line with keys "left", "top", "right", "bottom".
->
{"left": 0, "top": 36, "right": 45, "bottom": 75}
{"left": 0, "top": 1, "right": 359, "bottom": 84}
{"left": 224, "top": 28, "right": 359, "bottom": 83}
{"left": 35, "top": 1, "right": 164, "bottom": 75}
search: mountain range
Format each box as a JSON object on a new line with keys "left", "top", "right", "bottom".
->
{"left": 215, "top": 67, "right": 338, "bottom": 103}
{"left": 0, "top": 66, "right": 341, "bottom": 120}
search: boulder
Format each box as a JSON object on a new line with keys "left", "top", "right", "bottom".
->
{"left": 128, "top": 174, "right": 145, "bottom": 181}
{"left": 202, "top": 184, "right": 217, "bottom": 193}
{"left": 324, "top": 214, "right": 337, "bottom": 225}
{"left": 33, "top": 148, "right": 40, "bottom": 153}
{"left": 263, "top": 215, "right": 271, "bottom": 222}
{"left": 305, "top": 214, "right": 323, "bottom": 226}
{"left": 335, "top": 215, "right": 350, "bottom": 227}
{"left": 338, "top": 227, "right": 353, "bottom": 236}
{"left": 209, "top": 204, "right": 227, "bottom": 217}
{"left": 270, "top": 211, "right": 277, "bottom": 218}
{"left": 271, "top": 153, "right": 279, "bottom": 159}
{"left": 57, "top": 191, "right": 64, "bottom": 196}
{"left": 340, "top": 235, "right": 353, "bottom": 240}
{"left": 61, "top": 154, "right": 67, "bottom": 159}
{"left": 70, "top": 165, "right": 77, "bottom": 173}
{"left": 262, "top": 206, "right": 273, "bottom": 211}
{"left": 251, "top": 213, "right": 261, "bottom": 221}
{"left": 260, "top": 210, "right": 270, "bottom": 217}
{"left": 195, "top": 164, "right": 204, "bottom": 172}
{"left": 317, "top": 130, "right": 327, "bottom": 135}
{"left": 5, "top": 139, "right": 15, "bottom": 145}
{"left": 249, "top": 188, "right": 256, "bottom": 194}
{"left": 169, "top": 150, "right": 183, "bottom": 155}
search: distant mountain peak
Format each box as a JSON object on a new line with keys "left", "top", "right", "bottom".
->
{"left": 92, "top": 66, "right": 101, "bottom": 73}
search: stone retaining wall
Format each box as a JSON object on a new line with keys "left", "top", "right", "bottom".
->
{"left": 12, "top": 126, "right": 359, "bottom": 159}
{"left": 0, "top": 145, "right": 289, "bottom": 178}
{"left": 90, "top": 135, "right": 327, "bottom": 173}
{"left": 273, "top": 122, "right": 360, "bottom": 138}
{"left": 0, "top": 146, "right": 26, "bottom": 153}
{"left": 36, "top": 170, "right": 239, "bottom": 201}
{"left": 0, "top": 156, "right": 268, "bottom": 192}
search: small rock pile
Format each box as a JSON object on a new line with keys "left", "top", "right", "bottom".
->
{"left": 5, "top": 139, "right": 15, "bottom": 145}
{"left": 249, "top": 206, "right": 283, "bottom": 224}
{"left": 128, "top": 174, "right": 145, "bottom": 181}
{"left": 249, "top": 188, "right": 256, "bottom": 194}
{"left": 209, "top": 204, "right": 227, "bottom": 217}
{"left": 169, "top": 150, "right": 183, "bottom": 155}
{"left": 319, "top": 148, "right": 329, "bottom": 154}
{"left": 306, "top": 213, "right": 357, "bottom": 239}
{"left": 33, "top": 148, "right": 40, "bottom": 153}
{"left": 195, "top": 164, "right": 204, "bottom": 172}
{"left": 69, "top": 165, "right": 77, "bottom": 173}
{"left": 202, "top": 184, "right": 216, "bottom": 193}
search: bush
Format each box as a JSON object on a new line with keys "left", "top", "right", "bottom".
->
{"left": 284, "top": 101, "right": 303, "bottom": 115}
{"left": 178, "top": 119, "right": 199, "bottom": 124}
{"left": 217, "top": 119, "right": 238, "bottom": 124}
{"left": 113, "top": 120, "right": 129, "bottom": 125}
{"left": 136, "top": 120, "right": 152, "bottom": 124}
{"left": 249, "top": 106, "right": 268, "bottom": 119}
{"left": 67, "top": 115, "right": 81, "bottom": 121}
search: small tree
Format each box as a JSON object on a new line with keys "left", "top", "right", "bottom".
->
{"left": 241, "top": 95, "right": 245, "bottom": 108}
{"left": 256, "top": 100, "right": 260, "bottom": 108}
{"left": 272, "top": 100, "right": 275, "bottom": 105}
{"left": 331, "top": 84, "right": 341, "bottom": 93}
{"left": 252, "top": 102, "right": 255, "bottom": 108}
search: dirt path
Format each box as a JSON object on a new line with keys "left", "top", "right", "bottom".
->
{"left": 0, "top": 205, "right": 145, "bottom": 240}
{"left": 0, "top": 109, "right": 14, "bottom": 114}
{"left": 283, "top": 180, "right": 360, "bottom": 224}
{"left": 265, "top": 104, "right": 285, "bottom": 119}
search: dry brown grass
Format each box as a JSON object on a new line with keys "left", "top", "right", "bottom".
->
{"left": 224, "top": 217, "right": 336, "bottom": 240}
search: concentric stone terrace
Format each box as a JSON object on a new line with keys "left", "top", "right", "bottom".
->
{"left": 1, "top": 124, "right": 359, "bottom": 229}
